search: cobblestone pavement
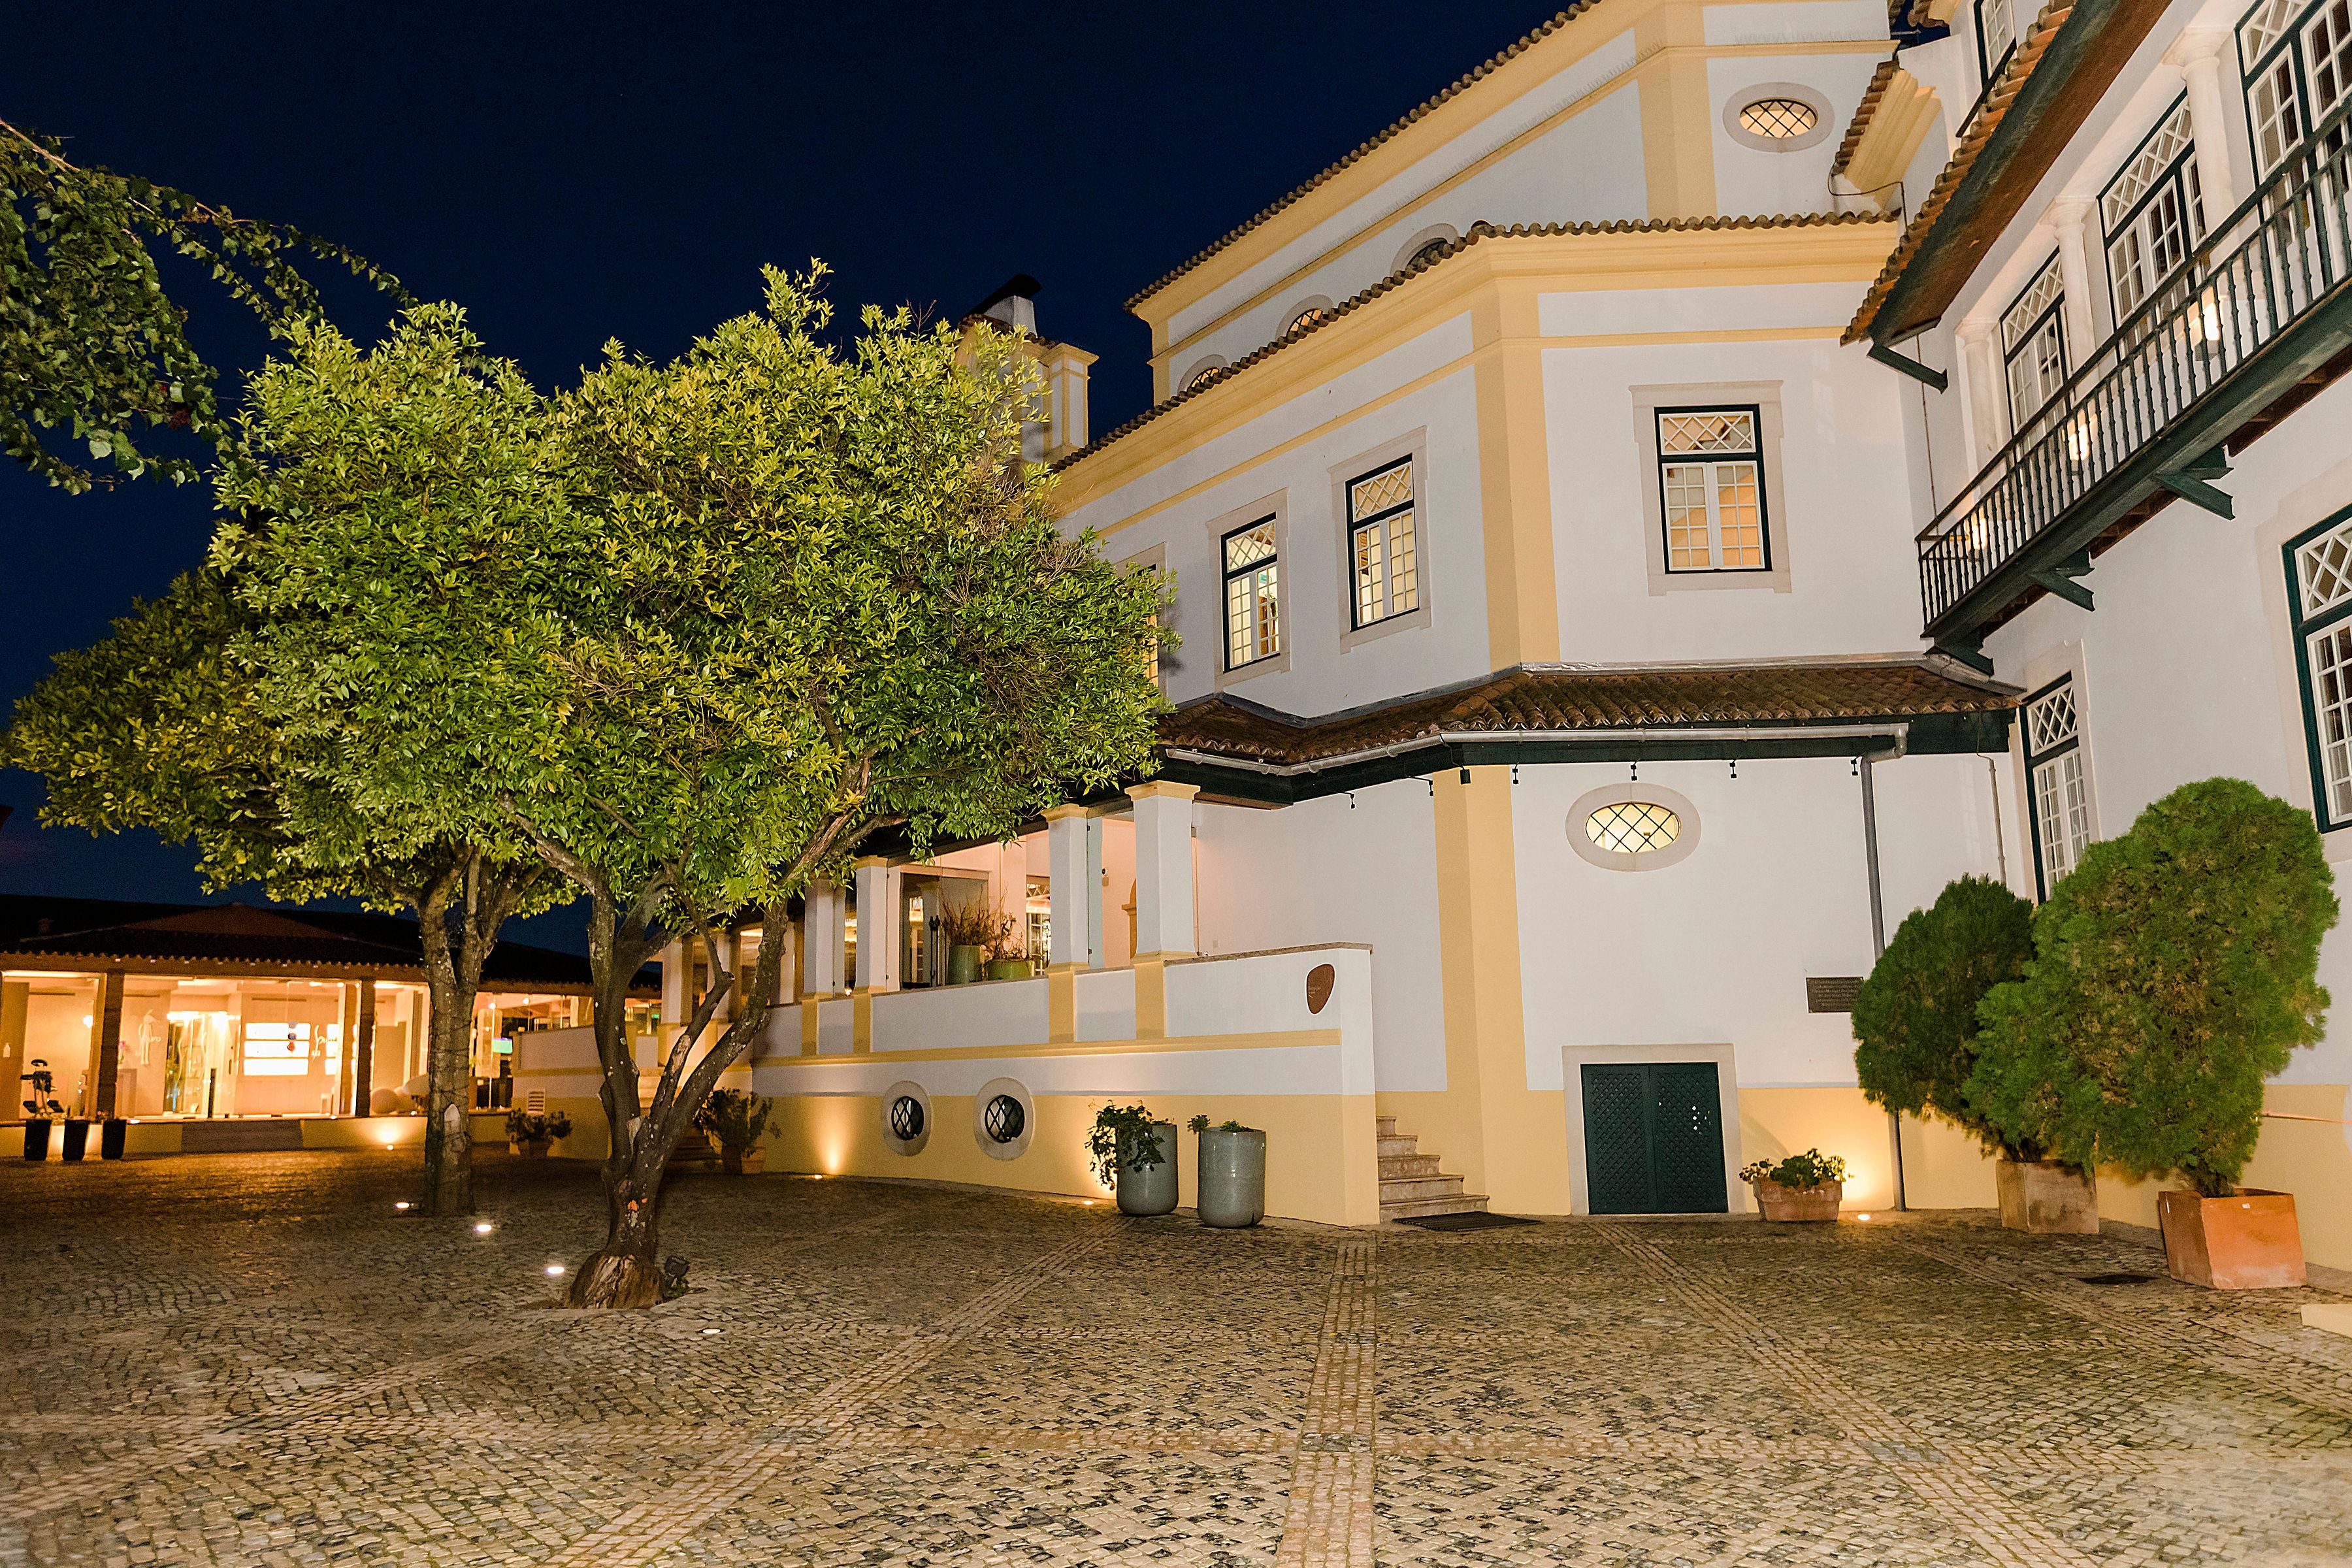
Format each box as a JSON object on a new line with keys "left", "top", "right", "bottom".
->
{"left": 4, "top": 1152, "right": 2351, "bottom": 1566}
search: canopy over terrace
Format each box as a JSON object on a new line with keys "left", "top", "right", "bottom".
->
{"left": 0, "top": 895, "right": 658, "bottom": 1124}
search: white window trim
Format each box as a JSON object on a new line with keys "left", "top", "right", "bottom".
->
{"left": 1721, "top": 83, "right": 1834, "bottom": 152}
{"left": 1632, "top": 382, "right": 1794, "bottom": 595}
{"left": 1329, "top": 428, "right": 1433, "bottom": 651}
{"left": 2010, "top": 651, "right": 2101, "bottom": 901}
{"left": 1567, "top": 782, "right": 1703, "bottom": 872}
{"left": 2257, "top": 457, "right": 2352, "bottom": 861}
{"left": 1178, "top": 355, "right": 1228, "bottom": 395}
{"left": 1120, "top": 540, "right": 1172, "bottom": 693}
{"left": 1207, "top": 491, "right": 1292, "bottom": 691}
{"left": 1390, "top": 223, "right": 1460, "bottom": 276}
{"left": 1283, "top": 296, "right": 1336, "bottom": 335}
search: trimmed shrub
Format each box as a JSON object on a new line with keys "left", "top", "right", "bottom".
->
{"left": 1852, "top": 874, "right": 2036, "bottom": 1156}
{"left": 1967, "top": 779, "right": 2335, "bottom": 1196}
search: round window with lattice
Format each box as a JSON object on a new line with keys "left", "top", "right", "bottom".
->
{"left": 1723, "top": 85, "right": 1832, "bottom": 152}
{"left": 889, "top": 1094, "right": 926, "bottom": 1141}
{"left": 982, "top": 1092, "right": 1026, "bottom": 1144}
{"left": 1569, "top": 783, "right": 1701, "bottom": 871}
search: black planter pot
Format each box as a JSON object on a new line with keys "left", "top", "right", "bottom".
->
{"left": 22, "top": 1119, "right": 51, "bottom": 1161}
{"left": 59, "top": 1119, "right": 90, "bottom": 1162}
{"left": 101, "top": 1119, "right": 128, "bottom": 1160}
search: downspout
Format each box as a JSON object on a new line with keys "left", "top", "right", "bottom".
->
{"left": 1859, "top": 746, "right": 1909, "bottom": 1211}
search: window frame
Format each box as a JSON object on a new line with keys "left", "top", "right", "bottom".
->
{"left": 1631, "top": 382, "right": 1793, "bottom": 595}
{"left": 2284, "top": 505, "right": 2352, "bottom": 832}
{"left": 1121, "top": 541, "right": 1170, "bottom": 693}
{"left": 2020, "top": 673, "right": 2095, "bottom": 900}
{"left": 1329, "top": 431, "right": 1433, "bottom": 649}
{"left": 1653, "top": 403, "right": 1772, "bottom": 576}
{"left": 2238, "top": 0, "right": 2352, "bottom": 178}
{"left": 2099, "top": 96, "right": 2208, "bottom": 328}
{"left": 1999, "top": 255, "right": 2070, "bottom": 428}
{"left": 1976, "top": 0, "right": 2019, "bottom": 87}
{"left": 1206, "top": 493, "right": 1291, "bottom": 688}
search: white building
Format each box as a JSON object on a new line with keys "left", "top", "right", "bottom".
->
{"left": 531, "top": 0, "right": 2351, "bottom": 1267}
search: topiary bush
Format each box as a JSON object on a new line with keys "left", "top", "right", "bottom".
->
{"left": 1967, "top": 778, "right": 2335, "bottom": 1196}
{"left": 1852, "top": 874, "right": 2037, "bottom": 1157}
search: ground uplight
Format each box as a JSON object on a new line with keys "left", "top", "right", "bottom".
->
{"left": 474, "top": 1222, "right": 493, "bottom": 1234}
{"left": 546, "top": 1264, "right": 565, "bottom": 1276}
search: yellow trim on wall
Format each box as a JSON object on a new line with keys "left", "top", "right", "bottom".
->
{"left": 1635, "top": 8, "right": 1716, "bottom": 219}
{"left": 1134, "top": 956, "right": 1168, "bottom": 1039}
{"left": 1046, "top": 966, "right": 1077, "bottom": 1043}
{"left": 1841, "top": 67, "right": 1941, "bottom": 206}
{"left": 752, "top": 1027, "right": 1339, "bottom": 1067}
{"left": 1471, "top": 284, "right": 1562, "bottom": 666}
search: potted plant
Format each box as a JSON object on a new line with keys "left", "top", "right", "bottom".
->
{"left": 695, "top": 1088, "right": 774, "bottom": 1175}
{"left": 938, "top": 904, "right": 1009, "bottom": 987}
{"left": 505, "top": 1107, "right": 572, "bottom": 1158}
{"left": 1971, "top": 779, "right": 2335, "bottom": 1288}
{"left": 1853, "top": 875, "right": 2095, "bottom": 1232}
{"left": 99, "top": 1117, "right": 129, "bottom": 1160}
{"left": 1742, "top": 1149, "right": 1847, "bottom": 1220}
{"left": 1188, "top": 1115, "right": 1266, "bottom": 1228}
{"left": 1086, "top": 1103, "right": 1175, "bottom": 1215}
{"left": 985, "top": 932, "right": 1034, "bottom": 982}
{"left": 19, "top": 1059, "right": 62, "bottom": 1160}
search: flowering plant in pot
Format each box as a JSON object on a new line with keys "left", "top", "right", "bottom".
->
{"left": 1087, "top": 1102, "right": 1175, "bottom": 1215}
{"left": 505, "top": 1107, "right": 572, "bottom": 1157}
{"left": 1854, "top": 875, "right": 2096, "bottom": 1232}
{"left": 1188, "top": 1115, "right": 1266, "bottom": 1228}
{"left": 1969, "top": 779, "right": 2335, "bottom": 1288}
{"left": 1741, "top": 1149, "right": 1846, "bottom": 1220}
{"left": 694, "top": 1088, "right": 774, "bottom": 1175}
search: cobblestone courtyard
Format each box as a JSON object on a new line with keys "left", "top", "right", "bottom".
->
{"left": 3, "top": 1153, "right": 2351, "bottom": 1566}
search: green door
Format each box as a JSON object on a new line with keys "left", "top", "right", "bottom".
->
{"left": 1580, "top": 1062, "right": 1728, "bottom": 1215}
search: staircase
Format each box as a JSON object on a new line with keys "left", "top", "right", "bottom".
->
{"left": 1377, "top": 1114, "right": 1489, "bottom": 1221}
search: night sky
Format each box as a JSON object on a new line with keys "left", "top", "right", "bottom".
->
{"left": 2, "top": 1, "right": 1545, "bottom": 949}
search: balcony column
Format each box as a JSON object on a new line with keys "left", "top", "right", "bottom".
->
{"left": 851, "top": 857, "right": 897, "bottom": 1053}
{"left": 1043, "top": 803, "right": 1102, "bottom": 1043}
{"left": 1125, "top": 780, "right": 1200, "bottom": 1039}
{"left": 1955, "top": 319, "right": 2007, "bottom": 465}
{"left": 800, "top": 877, "right": 845, "bottom": 1054}
{"left": 2171, "top": 28, "right": 2239, "bottom": 216}
{"left": 2049, "top": 199, "right": 2100, "bottom": 361}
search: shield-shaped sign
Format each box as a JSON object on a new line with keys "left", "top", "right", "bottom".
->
{"left": 1305, "top": 963, "right": 1336, "bottom": 1015}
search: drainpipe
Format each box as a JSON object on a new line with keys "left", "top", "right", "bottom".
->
{"left": 1859, "top": 747, "right": 1908, "bottom": 1211}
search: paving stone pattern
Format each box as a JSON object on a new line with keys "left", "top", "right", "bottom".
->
{"left": 3, "top": 1153, "right": 2350, "bottom": 1565}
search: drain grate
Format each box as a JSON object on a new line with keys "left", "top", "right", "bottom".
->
{"left": 2078, "top": 1272, "right": 2161, "bottom": 1285}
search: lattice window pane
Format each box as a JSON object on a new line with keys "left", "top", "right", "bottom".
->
{"left": 2000, "top": 258, "right": 2067, "bottom": 353}
{"left": 1737, "top": 97, "right": 1818, "bottom": 139}
{"left": 2244, "top": 0, "right": 2304, "bottom": 65}
{"left": 2311, "top": 624, "right": 2352, "bottom": 818}
{"left": 1659, "top": 410, "right": 1756, "bottom": 455}
{"left": 1350, "top": 463, "right": 1412, "bottom": 517}
{"left": 1586, "top": 801, "right": 1682, "bottom": 855}
{"left": 2100, "top": 101, "right": 2197, "bottom": 231}
{"left": 2026, "top": 683, "right": 2080, "bottom": 755}
{"left": 1224, "top": 520, "right": 1276, "bottom": 572}
{"left": 2298, "top": 519, "right": 2352, "bottom": 616}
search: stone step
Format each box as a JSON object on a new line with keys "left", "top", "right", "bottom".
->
{"left": 1380, "top": 1192, "right": 1493, "bottom": 1220}
{"left": 1379, "top": 1153, "right": 1443, "bottom": 1180}
{"left": 1375, "top": 1114, "right": 1398, "bottom": 1138}
{"left": 1379, "top": 1174, "right": 1469, "bottom": 1203}
{"left": 1376, "top": 1135, "right": 1420, "bottom": 1160}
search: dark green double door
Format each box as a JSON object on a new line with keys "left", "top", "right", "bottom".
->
{"left": 1580, "top": 1062, "right": 1728, "bottom": 1214}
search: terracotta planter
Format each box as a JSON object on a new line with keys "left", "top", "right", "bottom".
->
{"left": 1994, "top": 1158, "right": 2099, "bottom": 1233}
{"left": 2158, "top": 1188, "right": 2305, "bottom": 1290}
{"left": 1752, "top": 1177, "right": 1841, "bottom": 1221}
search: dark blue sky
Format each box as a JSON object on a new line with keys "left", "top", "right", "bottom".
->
{"left": 2, "top": 0, "right": 1545, "bottom": 947}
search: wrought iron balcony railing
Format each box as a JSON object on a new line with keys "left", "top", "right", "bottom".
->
{"left": 1917, "top": 101, "right": 2352, "bottom": 638}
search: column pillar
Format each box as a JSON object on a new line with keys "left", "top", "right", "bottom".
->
{"left": 2050, "top": 197, "right": 2100, "bottom": 362}
{"left": 1126, "top": 781, "right": 1200, "bottom": 1041}
{"left": 1044, "top": 804, "right": 1102, "bottom": 1043}
{"left": 2172, "top": 29, "right": 2239, "bottom": 218}
{"left": 92, "top": 969, "right": 124, "bottom": 1119}
{"left": 338, "top": 982, "right": 358, "bottom": 1117}
{"left": 353, "top": 978, "right": 378, "bottom": 1117}
{"left": 852, "top": 857, "right": 896, "bottom": 1051}
{"left": 802, "top": 879, "right": 846, "bottom": 995}
{"left": 1955, "top": 319, "right": 2007, "bottom": 465}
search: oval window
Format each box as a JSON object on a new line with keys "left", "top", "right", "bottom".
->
{"left": 1586, "top": 800, "right": 1682, "bottom": 856}
{"left": 1737, "top": 97, "right": 1819, "bottom": 140}
{"left": 889, "top": 1094, "right": 926, "bottom": 1141}
{"left": 983, "top": 1092, "right": 1026, "bottom": 1144}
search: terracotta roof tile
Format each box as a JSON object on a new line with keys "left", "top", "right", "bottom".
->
{"left": 1844, "top": 0, "right": 2076, "bottom": 343}
{"left": 1124, "top": 4, "right": 1609, "bottom": 312}
{"left": 1833, "top": 54, "right": 1906, "bottom": 178}
{"left": 1159, "top": 661, "right": 2015, "bottom": 769}
{"left": 1062, "top": 212, "right": 1896, "bottom": 476}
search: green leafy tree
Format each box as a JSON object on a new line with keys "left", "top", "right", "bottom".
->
{"left": 5, "top": 566, "right": 547, "bottom": 1215}
{"left": 476, "top": 267, "right": 1168, "bottom": 1307}
{"left": 3, "top": 117, "right": 405, "bottom": 493}
{"left": 1968, "top": 779, "right": 2336, "bottom": 1196}
{"left": 1852, "top": 874, "right": 2038, "bottom": 1157}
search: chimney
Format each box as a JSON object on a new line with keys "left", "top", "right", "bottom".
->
{"left": 964, "top": 274, "right": 1094, "bottom": 463}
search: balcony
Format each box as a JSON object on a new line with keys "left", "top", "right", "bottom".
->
{"left": 1918, "top": 105, "right": 2352, "bottom": 646}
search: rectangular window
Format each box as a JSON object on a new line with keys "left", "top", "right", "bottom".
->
{"left": 1221, "top": 516, "right": 1281, "bottom": 669}
{"left": 1977, "top": 0, "right": 2017, "bottom": 84}
{"left": 2102, "top": 98, "right": 2208, "bottom": 325}
{"left": 2000, "top": 257, "right": 2070, "bottom": 426}
{"left": 2241, "top": 0, "right": 2352, "bottom": 176}
{"left": 2022, "top": 676, "right": 2093, "bottom": 898}
{"left": 240, "top": 1021, "right": 313, "bottom": 1077}
{"left": 2285, "top": 507, "right": 2352, "bottom": 828}
{"left": 1345, "top": 459, "right": 1418, "bottom": 629}
{"left": 1655, "top": 407, "right": 1769, "bottom": 573}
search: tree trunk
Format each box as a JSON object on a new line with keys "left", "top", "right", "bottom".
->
{"left": 569, "top": 1166, "right": 667, "bottom": 1308}
{"left": 416, "top": 921, "right": 478, "bottom": 1218}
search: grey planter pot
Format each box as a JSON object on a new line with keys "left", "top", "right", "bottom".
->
{"left": 1197, "top": 1126, "right": 1266, "bottom": 1228}
{"left": 1115, "top": 1122, "right": 1178, "bottom": 1215}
